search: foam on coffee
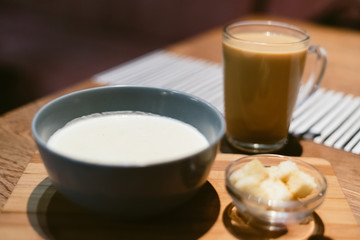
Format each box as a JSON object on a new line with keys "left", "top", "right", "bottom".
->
{"left": 226, "top": 32, "right": 308, "bottom": 53}
{"left": 47, "top": 111, "right": 209, "bottom": 166}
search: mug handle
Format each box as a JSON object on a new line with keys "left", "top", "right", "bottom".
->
{"left": 296, "top": 45, "right": 327, "bottom": 107}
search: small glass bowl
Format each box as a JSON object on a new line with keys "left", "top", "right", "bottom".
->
{"left": 225, "top": 154, "right": 327, "bottom": 231}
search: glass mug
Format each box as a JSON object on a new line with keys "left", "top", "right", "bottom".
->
{"left": 223, "top": 20, "right": 327, "bottom": 153}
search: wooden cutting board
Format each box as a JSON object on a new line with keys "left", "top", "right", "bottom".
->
{"left": 0, "top": 153, "right": 359, "bottom": 240}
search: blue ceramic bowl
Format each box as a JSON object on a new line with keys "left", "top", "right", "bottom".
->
{"left": 32, "top": 86, "right": 225, "bottom": 217}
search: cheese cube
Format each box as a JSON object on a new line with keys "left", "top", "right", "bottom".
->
{"left": 265, "top": 166, "right": 279, "bottom": 179}
{"left": 266, "top": 160, "right": 298, "bottom": 182}
{"left": 230, "top": 158, "right": 268, "bottom": 184}
{"left": 233, "top": 175, "right": 262, "bottom": 195}
{"left": 258, "top": 178, "right": 293, "bottom": 201}
{"left": 287, "top": 170, "right": 316, "bottom": 198}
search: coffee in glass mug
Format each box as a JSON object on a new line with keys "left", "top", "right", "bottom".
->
{"left": 223, "top": 21, "right": 327, "bottom": 153}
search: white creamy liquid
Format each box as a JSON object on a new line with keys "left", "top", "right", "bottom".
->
{"left": 47, "top": 112, "right": 209, "bottom": 166}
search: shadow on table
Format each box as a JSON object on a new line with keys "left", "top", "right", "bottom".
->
{"left": 222, "top": 203, "right": 332, "bottom": 240}
{"left": 27, "top": 178, "right": 220, "bottom": 240}
{"left": 220, "top": 134, "right": 303, "bottom": 156}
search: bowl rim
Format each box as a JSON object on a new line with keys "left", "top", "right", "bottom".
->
{"left": 225, "top": 154, "right": 328, "bottom": 209}
{"left": 31, "top": 85, "right": 226, "bottom": 168}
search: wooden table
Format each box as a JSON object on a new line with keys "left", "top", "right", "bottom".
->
{"left": 1, "top": 15, "right": 360, "bottom": 238}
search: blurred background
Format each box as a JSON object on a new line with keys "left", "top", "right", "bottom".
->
{"left": 1, "top": 0, "right": 359, "bottom": 114}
